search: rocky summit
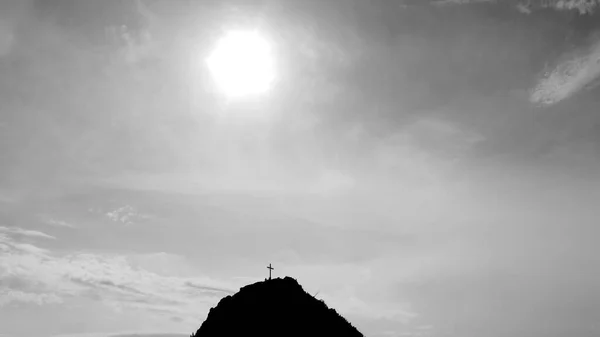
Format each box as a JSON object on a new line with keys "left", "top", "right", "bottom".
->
{"left": 191, "top": 276, "right": 363, "bottom": 337}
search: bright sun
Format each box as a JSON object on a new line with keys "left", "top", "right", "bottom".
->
{"left": 206, "top": 30, "right": 276, "bottom": 98}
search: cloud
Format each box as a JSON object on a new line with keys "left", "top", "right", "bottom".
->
{"left": 184, "top": 281, "right": 236, "bottom": 295}
{"left": 50, "top": 332, "right": 188, "bottom": 337}
{"left": 530, "top": 37, "right": 600, "bottom": 105}
{"left": 431, "top": 0, "right": 600, "bottom": 14}
{"left": 105, "top": 205, "right": 138, "bottom": 225}
{"left": 432, "top": 0, "right": 496, "bottom": 5}
{"left": 88, "top": 205, "right": 154, "bottom": 225}
{"left": 541, "top": 0, "right": 600, "bottom": 14}
{"left": 44, "top": 218, "right": 77, "bottom": 228}
{"left": 0, "top": 226, "right": 56, "bottom": 239}
{"left": 516, "top": 2, "right": 533, "bottom": 13}
{"left": 105, "top": 23, "right": 155, "bottom": 65}
{"left": 0, "top": 233, "right": 237, "bottom": 324}
{"left": 435, "top": 1, "right": 600, "bottom": 106}
{"left": 0, "top": 289, "right": 63, "bottom": 306}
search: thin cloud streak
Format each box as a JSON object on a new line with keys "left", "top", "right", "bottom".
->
{"left": 44, "top": 218, "right": 77, "bottom": 228}
{"left": 530, "top": 37, "right": 600, "bottom": 105}
{"left": 0, "top": 226, "right": 56, "bottom": 240}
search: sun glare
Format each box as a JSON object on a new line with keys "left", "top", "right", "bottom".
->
{"left": 206, "top": 30, "right": 276, "bottom": 99}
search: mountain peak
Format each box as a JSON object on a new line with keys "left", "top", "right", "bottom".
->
{"left": 191, "top": 276, "right": 363, "bottom": 337}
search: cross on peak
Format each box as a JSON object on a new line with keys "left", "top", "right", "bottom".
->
{"left": 267, "top": 263, "right": 274, "bottom": 280}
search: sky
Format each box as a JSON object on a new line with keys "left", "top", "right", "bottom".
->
{"left": 1, "top": 0, "right": 600, "bottom": 336}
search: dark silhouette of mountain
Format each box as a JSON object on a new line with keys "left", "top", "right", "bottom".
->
{"left": 190, "top": 276, "right": 364, "bottom": 337}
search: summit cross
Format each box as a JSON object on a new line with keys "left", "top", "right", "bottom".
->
{"left": 267, "top": 263, "right": 274, "bottom": 280}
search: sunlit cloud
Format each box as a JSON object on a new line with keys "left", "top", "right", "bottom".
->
{"left": 86, "top": 205, "right": 154, "bottom": 226}
{"left": 44, "top": 218, "right": 77, "bottom": 228}
{"left": 530, "top": 39, "right": 600, "bottom": 105}
{"left": 0, "top": 226, "right": 56, "bottom": 240}
{"left": 0, "top": 233, "right": 237, "bottom": 324}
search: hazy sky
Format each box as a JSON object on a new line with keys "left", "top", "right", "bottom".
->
{"left": 1, "top": 1, "right": 600, "bottom": 337}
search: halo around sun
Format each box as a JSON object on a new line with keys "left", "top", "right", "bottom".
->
{"left": 206, "top": 30, "right": 276, "bottom": 99}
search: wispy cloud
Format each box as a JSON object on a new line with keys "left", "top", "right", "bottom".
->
{"left": 541, "top": 0, "right": 600, "bottom": 14}
{"left": 44, "top": 218, "right": 77, "bottom": 228}
{"left": 0, "top": 233, "right": 236, "bottom": 324}
{"left": 88, "top": 205, "right": 154, "bottom": 226}
{"left": 432, "top": 0, "right": 495, "bottom": 6}
{"left": 0, "top": 226, "right": 56, "bottom": 240}
{"left": 184, "top": 281, "right": 237, "bottom": 295}
{"left": 0, "top": 289, "right": 63, "bottom": 306}
{"left": 516, "top": 2, "right": 533, "bottom": 13}
{"left": 530, "top": 38, "right": 600, "bottom": 105}
{"left": 1, "top": 224, "right": 419, "bottom": 335}
{"left": 431, "top": 0, "right": 600, "bottom": 14}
